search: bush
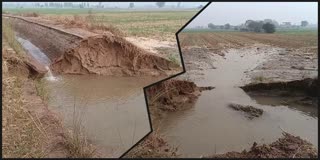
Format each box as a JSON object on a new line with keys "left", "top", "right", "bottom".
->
{"left": 262, "top": 23, "right": 276, "bottom": 33}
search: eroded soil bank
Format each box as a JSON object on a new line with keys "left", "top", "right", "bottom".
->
{"left": 14, "top": 32, "right": 165, "bottom": 157}
{"left": 210, "top": 132, "right": 318, "bottom": 158}
{"left": 5, "top": 15, "right": 180, "bottom": 76}
{"left": 125, "top": 79, "right": 208, "bottom": 158}
{"left": 147, "top": 42, "right": 317, "bottom": 157}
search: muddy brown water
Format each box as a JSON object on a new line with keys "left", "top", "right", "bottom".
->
{"left": 46, "top": 75, "right": 159, "bottom": 157}
{"left": 17, "top": 37, "right": 162, "bottom": 157}
{"left": 159, "top": 46, "right": 318, "bottom": 157}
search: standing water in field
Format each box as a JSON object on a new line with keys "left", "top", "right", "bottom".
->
{"left": 16, "top": 36, "right": 162, "bottom": 157}
{"left": 158, "top": 46, "right": 318, "bottom": 157}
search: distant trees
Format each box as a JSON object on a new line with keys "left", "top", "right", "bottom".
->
{"left": 224, "top": 23, "right": 231, "bottom": 30}
{"left": 247, "top": 20, "right": 264, "bottom": 32}
{"left": 129, "top": 3, "right": 134, "bottom": 8}
{"left": 262, "top": 23, "right": 276, "bottom": 33}
{"left": 156, "top": 2, "right": 165, "bottom": 8}
{"left": 208, "top": 23, "right": 217, "bottom": 29}
{"left": 301, "top": 21, "right": 309, "bottom": 27}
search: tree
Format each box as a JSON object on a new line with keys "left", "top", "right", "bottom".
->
{"left": 156, "top": 2, "right": 165, "bottom": 8}
{"left": 247, "top": 20, "right": 263, "bottom": 32}
{"left": 129, "top": 3, "right": 134, "bottom": 8}
{"left": 262, "top": 22, "right": 276, "bottom": 33}
{"left": 301, "top": 21, "right": 309, "bottom": 27}
{"left": 208, "top": 23, "right": 217, "bottom": 29}
{"left": 224, "top": 23, "right": 231, "bottom": 30}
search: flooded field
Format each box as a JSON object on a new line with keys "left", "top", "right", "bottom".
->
{"left": 46, "top": 75, "right": 158, "bottom": 157}
{"left": 17, "top": 36, "right": 162, "bottom": 157}
{"left": 158, "top": 45, "right": 318, "bottom": 157}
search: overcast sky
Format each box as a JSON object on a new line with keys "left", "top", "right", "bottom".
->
{"left": 188, "top": 2, "right": 318, "bottom": 27}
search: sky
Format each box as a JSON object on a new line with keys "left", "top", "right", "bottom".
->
{"left": 187, "top": 2, "right": 318, "bottom": 27}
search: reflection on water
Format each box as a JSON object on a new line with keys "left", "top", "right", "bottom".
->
{"left": 158, "top": 48, "right": 318, "bottom": 157}
{"left": 46, "top": 75, "right": 161, "bottom": 157}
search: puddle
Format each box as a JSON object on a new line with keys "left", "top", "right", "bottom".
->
{"left": 17, "top": 36, "right": 162, "bottom": 157}
{"left": 158, "top": 46, "right": 318, "bottom": 157}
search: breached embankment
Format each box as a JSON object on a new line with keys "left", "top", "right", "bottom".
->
{"left": 4, "top": 15, "right": 179, "bottom": 76}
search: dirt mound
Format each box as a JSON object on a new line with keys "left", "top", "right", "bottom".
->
{"left": 228, "top": 103, "right": 263, "bottom": 119}
{"left": 211, "top": 132, "right": 318, "bottom": 158}
{"left": 123, "top": 133, "right": 178, "bottom": 158}
{"left": 146, "top": 79, "right": 201, "bottom": 112}
{"left": 7, "top": 15, "right": 179, "bottom": 76}
{"left": 241, "top": 78, "right": 318, "bottom": 97}
{"left": 51, "top": 34, "right": 177, "bottom": 76}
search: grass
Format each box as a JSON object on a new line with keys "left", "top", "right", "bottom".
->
{"left": 4, "top": 8, "right": 198, "bottom": 40}
{"left": 35, "top": 78, "right": 49, "bottom": 102}
{"left": 2, "top": 72, "right": 46, "bottom": 158}
{"left": 2, "top": 19, "right": 25, "bottom": 58}
{"left": 63, "top": 101, "right": 96, "bottom": 158}
{"left": 168, "top": 53, "right": 181, "bottom": 67}
{"left": 253, "top": 75, "right": 267, "bottom": 83}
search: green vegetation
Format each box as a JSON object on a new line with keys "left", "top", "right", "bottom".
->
{"left": 2, "top": 19, "right": 25, "bottom": 58}
{"left": 35, "top": 78, "right": 49, "bottom": 102}
{"left": 276, "top": 28, "right": 318, "bottom": 35}
{"left": 64, "top": 102, "right": 96, "bottom": 158}
{"left": 168, "top": 53, "right": 181, "bottom": 66}
{"left": 4, "top": 8, "right": 197, "bottom": 39}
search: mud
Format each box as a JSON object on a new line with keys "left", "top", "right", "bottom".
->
{"left": 210, "top": 132, "right": 318, "bottom": 158}
{"left": 146, "top": 79, "right": 202, "bottom": 128}
{"left": 123, "top": 133, "right": 178, "bottom": 158}
{"left": 228, "top": 103, "right": 263, "bottom": 120}
{"left": 248, "top": 48, "right": 317, "bottom": 83}
{"left": 6, "top": 15, "right": 180, "bottom": 76}
{"left": 242, "top": 78, "right": 318, "bottom": 97}
{"left": 153, "top": 44, "right": 317, "bottom": 157}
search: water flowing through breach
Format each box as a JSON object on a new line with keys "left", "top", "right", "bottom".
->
{"left": 15, "top": 31, "right": 165, "bottom": 157}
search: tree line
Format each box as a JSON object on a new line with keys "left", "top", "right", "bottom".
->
{"left": 208, "top": 19, "right": 310, "bottom": 34}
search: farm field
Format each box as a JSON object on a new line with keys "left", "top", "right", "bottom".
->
{"left": 140, "top": 27, "right": 318, "bottom": 158}
{"left": 179, "top": 30, "right": 318, "bottom": 53}
{"left": 4, "top": 8, "right": 198, "bottom": 40}
{"left": 2, "top": 6, "right": 201, "bottom": 158}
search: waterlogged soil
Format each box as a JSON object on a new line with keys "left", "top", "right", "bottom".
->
{"left": 158, "top": 44, "right": 318, "bottom": 157}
